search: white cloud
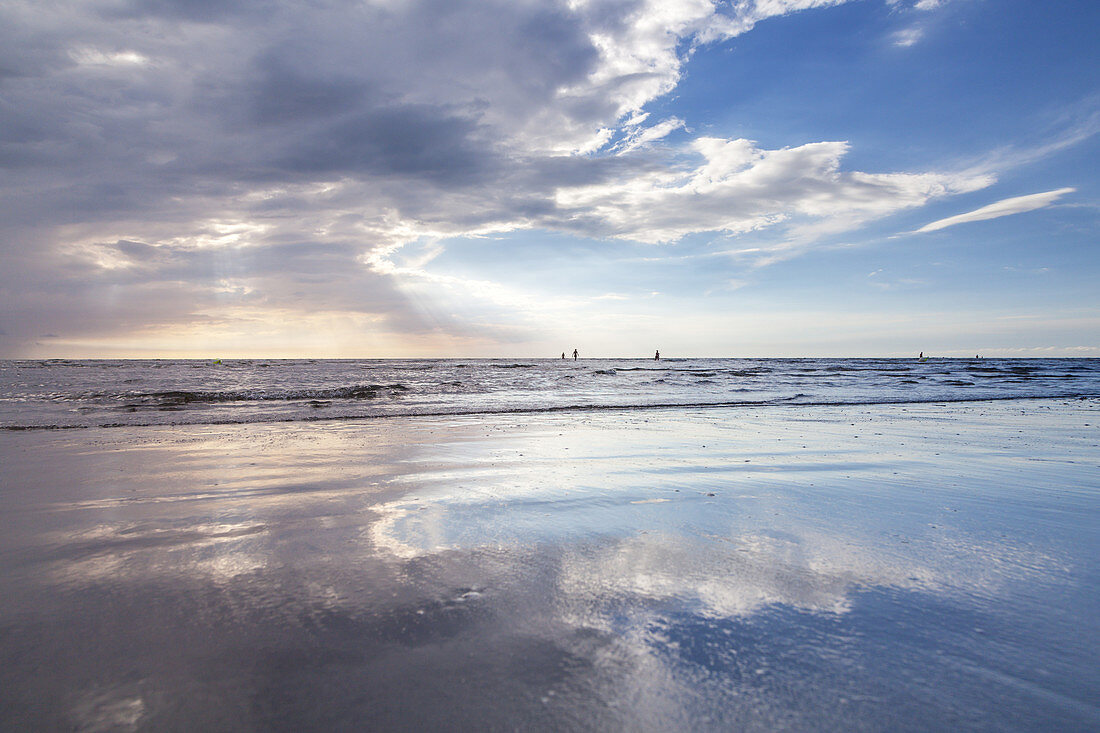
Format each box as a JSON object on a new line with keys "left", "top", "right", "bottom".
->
{"left": 68, "top": 47, "right": 151, "bottom": 67}
{"left": 615, "top": 116, "right": 686, "bottom": 152}
{"left": 887, "top": 0, "right": 951, "bottom": 48}
{"left": 966, "top": 111, "right": 1100, "bottom": 173}
{"left": 554, "top": 137, "right": 992, "bottom": 246}
{"left": 915, "top": 187, "right": 1076, "bottom": 233}
{"left": 891, "top": 27, "right": 923, "bottom": 47}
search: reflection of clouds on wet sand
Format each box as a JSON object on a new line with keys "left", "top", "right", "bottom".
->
{"left": 359, "top": 470, "right": 1079, "bottom": 728}
{"left": 39, "top": 520, "right": 271, "bottom": 587}
{"left": 368, "top": 488, "right": 1070, "bottom": 622}
{"left": 70, "top": 684, "right": 147, "bottom": 733}
{"left": 369, "top": 501, "right": 456, "bottom": 560}
{"left": 554, "top": 526, "right": 1069, "bottom": 628}
{"left": 13, "top": 506, "right": 1084, "bottom": 731}
{"left": 3, "top": 402, "right": 1096, "bottom": 730}
{"left": 560, "top": 531, "right": 911, "bottom": 620}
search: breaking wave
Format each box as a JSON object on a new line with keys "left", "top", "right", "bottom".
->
{"left": 111, "top": 384, "right": 409, "bottom": 406}
{"left": 4, "top": 393, "right": 1096, "bottom": 431}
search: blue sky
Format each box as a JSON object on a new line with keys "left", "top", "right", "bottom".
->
{"left": 1, "top": 0, "right": 1097, "bottom": 357}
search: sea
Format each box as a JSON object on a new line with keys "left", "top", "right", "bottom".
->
{"left": 2, "top": 357, "right": 1098, "bottom": 430}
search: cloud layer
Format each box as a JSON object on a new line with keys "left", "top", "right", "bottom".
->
{"left": 0, "top": 0, "right": 1067, "bottom": 355}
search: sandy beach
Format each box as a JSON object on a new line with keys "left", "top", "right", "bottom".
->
{"left": 1, "top": 398, "right": 1098, "bottom": 730}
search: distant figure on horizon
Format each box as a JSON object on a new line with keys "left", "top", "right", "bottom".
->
{"left": 572, "top": 349, "right": 578, "bottom": 360}
{"left": 919, "top": 352, "right": 923, "bottom": 359}
{"left": 561, "top": 352, "right": 565, "bottom": 359}
{"left": 654, "top": 350, "right": 660, "bottom": 360}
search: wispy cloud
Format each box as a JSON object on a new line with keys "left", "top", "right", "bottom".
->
{"left": 891, "top": 27, "right": 924, "bottom": 47}
{"left": 915, "top": 187, "right": 1076, "bottom": 233}
{"left": 554, "top": 136, "right": 991, "bottom": 249}
{"left": 614, "top": 117, "right": 686, "bottom": 153}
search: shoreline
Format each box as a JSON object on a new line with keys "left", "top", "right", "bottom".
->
{"left": 4, "top": 393, "right": 1098, "bottom": 432}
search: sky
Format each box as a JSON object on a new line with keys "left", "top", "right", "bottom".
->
{"left": 1, "top": 0, "right": 1097, "bottom": 358}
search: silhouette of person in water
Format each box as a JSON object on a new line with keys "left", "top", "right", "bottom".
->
{"left": 654, "top": 350, "right": 660, "bottom": 360}
{"left": 919, "top": 352, "right": 923, "bottom": 359}
{"left": 561, "top": 352, "right": 565, "bottom": 359}
{"left": 572, "top": 349, "right": 578, "bottom": 360}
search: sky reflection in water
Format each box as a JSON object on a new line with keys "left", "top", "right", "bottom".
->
{"left": 1, "top": 401, "right": 1097, "bottom": 730}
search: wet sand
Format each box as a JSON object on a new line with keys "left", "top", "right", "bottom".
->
{"left": 1, "top": 399, "right": 1098, "bottom": 730}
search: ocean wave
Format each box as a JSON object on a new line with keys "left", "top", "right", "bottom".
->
{"left": 613, "top": 367, "right": 772, "bottom": 376}
{"left": 4, "top": 358, "right": 1097, "bottom": 432}
{"left": 5, "top": 393, "right": 1095, "bottom": 431}
{"left": 111, "top": 384, "right": 410, "bottom": 406}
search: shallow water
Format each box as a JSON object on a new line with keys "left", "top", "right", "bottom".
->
{"left": 2, "top": 357, "right": 1098, "bottom": 429}
{"left": 1, "top": 399, "right": 1097, "bottom": 730}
